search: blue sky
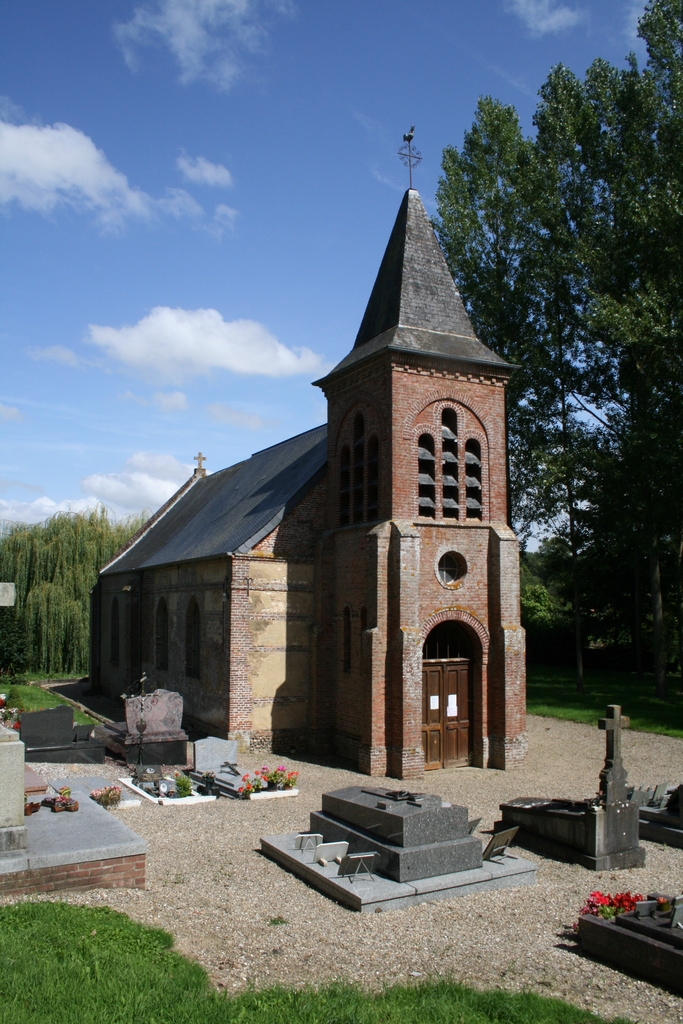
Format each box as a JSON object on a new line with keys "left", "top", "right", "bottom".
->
{"left": 0, "top": 0, "right": 646, "bottom": 523}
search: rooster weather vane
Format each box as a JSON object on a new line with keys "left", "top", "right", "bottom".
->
{"left": 398, "top": 126, "right": 422, "bottom": 189}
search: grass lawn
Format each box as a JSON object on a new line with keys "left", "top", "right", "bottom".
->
{"left": 527, "top": 665, "right": 683, "bottom": 738}
{"left": 0, "top": 903, "right": 627, "bottom": 1024}
{"left": 3, "top": 683, "right": 97, "bottom": 726}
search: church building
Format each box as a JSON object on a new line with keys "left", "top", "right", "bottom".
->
{"left": 90, "top": 189, "right": 527, "bottom": 777}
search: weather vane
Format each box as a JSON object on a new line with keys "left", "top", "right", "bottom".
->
{"left": 398, "top": 126, "right": 422, "bottom": 189}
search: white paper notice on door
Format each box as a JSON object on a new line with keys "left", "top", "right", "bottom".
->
{"left": 429, "top": 695, "right": 439, "bottom": 710}
{"left": 447, "top": 694, "right": 458, "bottom": 718}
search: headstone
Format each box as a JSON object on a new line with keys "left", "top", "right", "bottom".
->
{"left": 0, "top": 725, "right": 27, "bottom": 853}
{"left": 20, "top": 706, "right": 105, "bottom": 764}
{"left": 96, "top": 688, "right": 188, "bottom": 765}
{"left": 0, "top": 583, "right": 16, "bottom": 607}
{"left": 498, "top": 705, "right": 645, "bottom": 871}
{"left": 193, "top": 737, "right": 238, "bottom": 773}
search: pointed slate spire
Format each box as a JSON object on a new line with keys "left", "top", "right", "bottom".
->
{"left": 354, "top": 188, "right": 476, "bottom": 347}
{"left": 317, "top": 190, "right": 511, "bottom": 386}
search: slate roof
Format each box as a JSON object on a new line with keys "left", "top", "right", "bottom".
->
{"left": 102, "top": 425, "right": 327, "bottom": 574}
{"left": 317, "top": 189, "right": 511, "bottom": 384}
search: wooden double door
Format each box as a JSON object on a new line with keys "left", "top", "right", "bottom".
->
{"left": 422, "top": 659, "right": 472, "bottom": 769}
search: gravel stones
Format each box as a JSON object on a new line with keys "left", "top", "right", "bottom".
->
{"left": 7, "top": 716, "right": 683, "bottom": 1024}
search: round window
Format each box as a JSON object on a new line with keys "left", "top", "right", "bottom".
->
{"left": 437, "top": 551, "right": 467, "bottom": 587}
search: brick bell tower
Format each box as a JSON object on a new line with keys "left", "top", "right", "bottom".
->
{"left": 311, "top": 188, "right": 527, "bottom": 778}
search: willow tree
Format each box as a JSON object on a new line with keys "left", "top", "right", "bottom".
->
{"left": 0, "top": 508, "right": 145, "bottom": 676}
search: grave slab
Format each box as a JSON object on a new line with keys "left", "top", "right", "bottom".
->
{"left": 0, "top": 777, "right": 146, "bottom": 876}
{"left": 634, "top": 784, "right": 683, "bottom": 849}
{"left": 118, "top": 777, "right": 217, "bottom": 806}
{"left": 261, "top": 832, "right": 536, "bottom": 912}
{"left": 50, "top": 776, "right": 140, "bottom": 809}
{"left": 24, "top": 767, "right": 48, "bottom": 798}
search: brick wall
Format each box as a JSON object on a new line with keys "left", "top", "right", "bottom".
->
{"left": 0, "top": 854, "right": 145, "bottom": 897}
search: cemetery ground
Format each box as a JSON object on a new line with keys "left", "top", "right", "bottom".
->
{"left": 4, "top": 717, "right": 683, "bottom": 1024}
{"left": 527, "top": 666, "right": 683, "bottom": 738}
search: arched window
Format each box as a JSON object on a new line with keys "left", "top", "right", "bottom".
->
{"left": 343, "top": 606, "right": 351, "bottom": 672}
{"left": 352, "top": 414, "right": 364, "bottom": 524}
{"left": 441, "top": 409, "right": 459, "bottom": 519}
{"left": 417, "top": 433, "right": 436, "bottom": 518}
{"left": 186, "top": 598, "right": 200, "bottom": 678}
{"left": 156, "top": 599, "right": 169, "bottom": 671}
{"left": 423, "top": 621, "right": 471, "bottom": 660}
{"left": 465, "top": 440, "right": 482, "bottom": 519}
{"left": 110, "top": 597, "right": 119, "bottom": 665}
{"left": 339, "top": 444, "right": 350, "bottom": 526}
{"left": 366, "top": 435, "right": 379, "bottom": 520}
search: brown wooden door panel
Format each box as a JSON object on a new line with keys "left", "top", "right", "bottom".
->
{"left": 424, "top": 659, "right": 471, "bottom": 769}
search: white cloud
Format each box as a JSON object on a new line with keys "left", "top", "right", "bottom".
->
{"left": 177, "top": 152, "right": 233, "bottom": 187}
{"left": 87, "top": 306, "right": 323, "bottom": 383}
{"left": 81, "top": 451, "right": 193, "bottom": 513}
{"left": 207, "top": 402, "right": 275, "bottom": 430}
{"left": 29, "top": 345, "right": 81, "bottom": 367}
{"left": 115, "top": 0, "right": 292, "bottom": 91}
{"left": 0, "top": 117, "right": 204, "bottom": 229}
{"left": 0, "top": 495, "right": 95, "bottom": 525}
{"left": 153, "top": 390, "right": 188, "bottom": 412}
{"left": 118, "top": 389, "right": 188, "bottom": 411}
{"left": 0, "top": 403, "right": 22, "bottom": 422}
{"left": 504, "top": 0, "right": 584, "bottom": 35}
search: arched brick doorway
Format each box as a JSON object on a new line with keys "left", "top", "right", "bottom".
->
{"left": 422, "top": 621, "right": 473, "bottom": 769}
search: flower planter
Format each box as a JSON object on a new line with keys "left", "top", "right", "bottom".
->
{"left": 24, "top": 802, "right": 41, "bottom": 816}
{"left": 52, "top": 800, "right": 78, "bottom": 813}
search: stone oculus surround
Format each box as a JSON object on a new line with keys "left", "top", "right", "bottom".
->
{"left": 261, "top": 785, "right": 536, "bottom": 912}
{"left": 498, "top": 705, "right": 645, "bottom": 871}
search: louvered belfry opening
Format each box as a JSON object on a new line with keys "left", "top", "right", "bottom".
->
{"left": 441, "top": 409, "right": 459, "bottom": 519}
{"left": 465, "top": 439, "right": 483, "bottom": 519}
{"left": 418, "top": 433, "right": 436, "bottom": 518}
{"left": 339, "top": 444, "right": 351, "bottom": 526}
{"left": 352, "top": 414, "right": 365, "bottom": 524}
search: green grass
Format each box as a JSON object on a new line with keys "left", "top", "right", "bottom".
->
{"left": 0, "top": 903, "right": 628, "bottom": 1024}
{"left": 527, "top": 665, "right": 683, "bottom": 737}
{"left": 3, "top": 683, "right": 97, "bottom": 726}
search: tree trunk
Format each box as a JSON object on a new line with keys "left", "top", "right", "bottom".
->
{"left": 676, "top": 521, "right": 683, "bottom": 694}
{"left": 648, "top": 528, "right": 667, "bottom": 701}
{"left": 568, "top": 498, "right": 584, "bottom": 694}
{"left": 634, "top": 548, "right": 643, "bottom": 680}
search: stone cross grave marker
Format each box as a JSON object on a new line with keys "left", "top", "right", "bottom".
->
{"left": 598, "top": 704, "right": 629, "bottom": 804}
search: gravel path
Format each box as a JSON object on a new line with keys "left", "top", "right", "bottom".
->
{"left": 12, "top": 715, "right": 683, "bottom": 1024}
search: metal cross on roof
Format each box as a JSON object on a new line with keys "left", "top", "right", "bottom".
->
{"left": 194, "top": 451, "right": 206, "bottom": 474}
{"left": 398, "top": 126, "right": 422, "bottom": 190}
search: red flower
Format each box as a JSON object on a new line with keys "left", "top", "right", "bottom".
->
{"left": 12, "top": 720, "right": 20, "bottom": 730}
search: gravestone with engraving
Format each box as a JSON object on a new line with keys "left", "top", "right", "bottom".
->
{"left": 193, "top": 737, "right": 238, "bottom": 773}
{"left": 498, "top": 705, "right": 645, "bottom": 870}
{"left": 96, "top": 689, "right": 188, "bottom": 764}
{"left": 20, "top": 706, "right": 105, "bottom": 764}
